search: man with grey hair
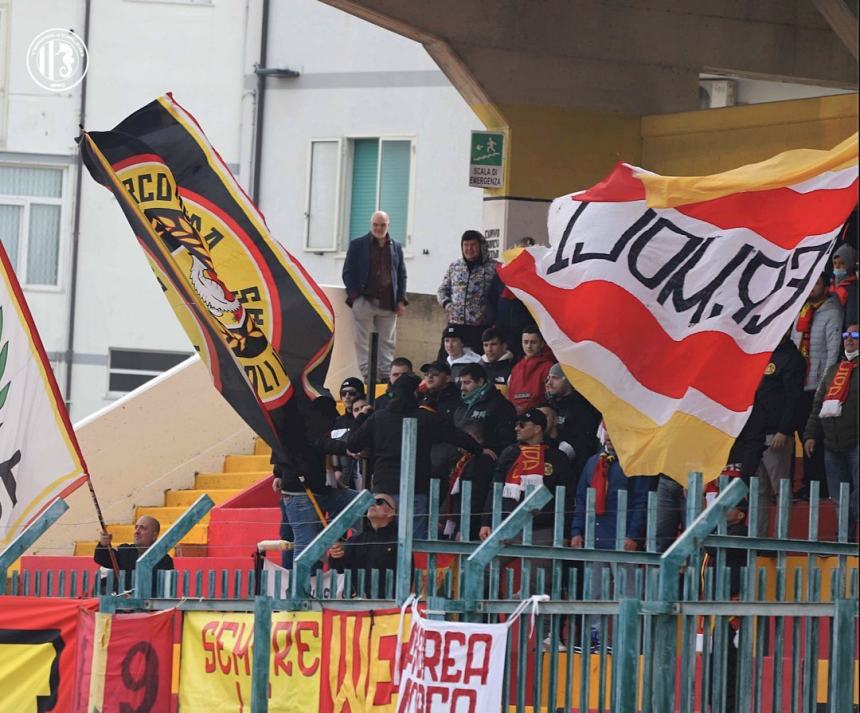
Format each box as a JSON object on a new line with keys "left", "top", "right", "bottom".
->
{"left": 342, "top": 211, "right": 408, "bottom": 381}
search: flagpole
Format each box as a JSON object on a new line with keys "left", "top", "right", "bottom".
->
{"left": 86, "top": 475, "right": 122, "bottom": 582}
{"left": 297, "top": 475, "right": 328, "bottom": 527}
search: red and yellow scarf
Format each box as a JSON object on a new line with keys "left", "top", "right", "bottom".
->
{"left": 795, "top": 298, "right": 825, "bottom": 375}
{"left": 590, "top": 451, "right": 616, "bottom": 515}
{"left": 819, "top": 358, "right": 858, "bottom": 418}
{"left": 504, "top": 444, "right": 548, "bottom": 500}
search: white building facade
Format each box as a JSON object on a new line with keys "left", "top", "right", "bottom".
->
{"left": 0, "top": 0, "right": 485, "bottom": 420}
{"left": 255, "top": 1, "right": 485, "bottom": 294}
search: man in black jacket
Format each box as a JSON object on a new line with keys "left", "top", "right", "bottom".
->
{"left": 755, "top": 333, "right": 805, "bottom": 500}
{"left": 329, "top": 493, "right": 398, "bottom": 597}
{"left": 419, "top": 360, "right": 465, "bottom": 487}
{"left": 545, "top": 363, "right": 602, "bottom": 478}
{"left": 94, "top": 516, "right": 174, "bottom": 593}
{"left": 453, "top": 363, "right": 516, "bottom": 455}
{"left": 479, "top": 408, "right": 574, "bottom": 537}
{"left": 332, "top": 374, "right": 483, "bottom": 540}
{"left": 419, "top": 360, "right": 461, "bottom": 422}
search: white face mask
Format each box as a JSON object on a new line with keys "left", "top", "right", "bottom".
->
{"left": 846, "top": 350, "right": 859, "bottom": 361}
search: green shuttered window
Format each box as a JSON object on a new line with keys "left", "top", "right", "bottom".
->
{"left": 348, "top": 139, "right": 380, "bottom": 243}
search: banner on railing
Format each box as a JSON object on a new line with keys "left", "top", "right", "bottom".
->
{"left": 180, "top": 610, "right": 323, "bottom": 712}
{"left": 0, "top": 241, "right": 89, "bottom": 547}
{"left": 396, "top": 608, "right": 507, "bottom": 713}
{"left": 74, "top": 608, "right": 179, "bottom": 713}
{"left": 0, "top": 597, "right": 97, "bottom": 712}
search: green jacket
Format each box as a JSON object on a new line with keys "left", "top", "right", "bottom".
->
{"left": 803, "top": 358, "right": 858, "bottom": 452}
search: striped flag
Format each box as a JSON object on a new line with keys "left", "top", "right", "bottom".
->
{"left": 500, "top": 134, "right": 858, "bottom": 485}
{"left": 0, "top": 241, "right": 88, "bottom": 547}
{"left": 80, "top": 94, "right": 335, "bottom": 462}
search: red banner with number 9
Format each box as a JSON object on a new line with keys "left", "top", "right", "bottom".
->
{"left": 74, "top": 608, "right": 179, "bottom": 713}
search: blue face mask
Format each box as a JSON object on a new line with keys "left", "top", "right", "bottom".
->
{"left": 834, "top": 268, "right": 848, "bottom": 282}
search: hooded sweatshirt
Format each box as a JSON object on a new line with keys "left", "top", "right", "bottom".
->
{"left": 831, "top": 242, "right": 858, "bottom": 311}
{"left": 481, "top": 350, "right": 515, "bottom": 385}
{"left": 436, "top": 232, "right": 499, "bottom": 326}
{"left": 507, "top": 349, "right": 555, "bottom": 414}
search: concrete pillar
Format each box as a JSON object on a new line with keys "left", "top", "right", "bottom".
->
{"left": 472, "top": 103, "right": 641, "bottom": 251}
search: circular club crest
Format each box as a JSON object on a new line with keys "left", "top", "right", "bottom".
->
{"left": 764, "top": 362, "right": 776, "bottom": 376}
{"left": 26, "top": 29, "right": 89, "bottom": 92}
{"left": 545, "top": 462, "right": 554, "bottom": 476}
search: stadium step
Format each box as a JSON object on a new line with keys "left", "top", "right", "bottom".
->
{"left": 253, "top": 438, "right": 272, "bottom": 456}
{"left": 69, "top": 439, "right": 267, "bottom": 560}
{"left": 134, "top": 505, "right": 212, "bottom": 526}
{"left": 194, "top": 471, "right": 270, "bottom": 490}
{"left": 164, "top": 489, "right": 237, "bottom": 507}
{"left": 223, "top": 454, "right": 271, "bottom": 472}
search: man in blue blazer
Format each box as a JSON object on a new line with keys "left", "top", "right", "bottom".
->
{"left": 342, "top": 211, "right": 408, "bottom": 381}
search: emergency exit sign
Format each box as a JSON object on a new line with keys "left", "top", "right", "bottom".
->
{"left": 469, "top": 131, "right": 505, "bottom": 188}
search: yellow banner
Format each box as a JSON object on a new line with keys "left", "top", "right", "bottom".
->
{"left": 179, "top": 610, "right": 322, "bottom": 712}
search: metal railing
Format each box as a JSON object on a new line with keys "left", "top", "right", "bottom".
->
{"left": 2, "top": 418, "right": 857, "bottom": 712}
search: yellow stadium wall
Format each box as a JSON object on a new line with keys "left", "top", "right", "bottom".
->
{"left": 471, "top": 94, "right": 858, "bottom": 200}
{"left": 642, "top": 93, "right": 859, "bottom": 176}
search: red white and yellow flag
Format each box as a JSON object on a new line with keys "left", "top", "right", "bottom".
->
{"left": 500, "top": 134, "right": 858, "bottom": 485}
{"left": 0, "top": 242, "right": 88, "bottom": 547}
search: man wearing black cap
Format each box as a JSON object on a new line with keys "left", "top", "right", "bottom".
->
{"left": 335, "top": 378, "right": 365, "bottom": 427}
{"left": 329, "top": 374, "right": 483, "bottom": 539}
{"left": 419, "top": 360, "right": 461, "bottom": 423}
{"left": 479, "top": 407, "right": 574, "bottom": 541}
{"left": 331, "top": 377, "right": 368, "bottom": 490}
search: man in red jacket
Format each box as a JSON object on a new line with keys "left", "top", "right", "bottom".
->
{"left": 507, "top": 324, "right": 554, "bottom": 414}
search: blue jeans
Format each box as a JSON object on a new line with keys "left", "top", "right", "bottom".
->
{"left": 278, "top": 497, "right": 294, "bottom": 569}
{"left": 282, "top": 488, "right": 359, "bottom": 566}
{"left": 824, "top": 446, "right": 858, "bottom": 532}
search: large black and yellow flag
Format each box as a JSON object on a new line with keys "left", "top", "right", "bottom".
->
{"left": 80, "top": 94, "right": 334, "bottom": 462}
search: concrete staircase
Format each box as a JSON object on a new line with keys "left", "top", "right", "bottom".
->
{"left": 73, "top": 439, "right": 273, "bottom": 556}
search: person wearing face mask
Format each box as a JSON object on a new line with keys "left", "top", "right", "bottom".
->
{"left": 830, "top": 243, "right": 858, "bottom": 319}
{"left": 803, "top": 324, "right": 859, "bottom": 535}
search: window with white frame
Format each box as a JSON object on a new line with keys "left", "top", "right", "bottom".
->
{"left": 304, "top": 137, "right": 414, "bottom": 252}
{"left": 108, "top": 348, "right": 192, "bottom": 394}
{"left": 0, "top": 166, "right": 65, "bottom": 286}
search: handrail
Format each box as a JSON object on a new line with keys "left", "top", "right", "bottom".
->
{"left": 135, "top": 494, "right": 214, "bottom": 599}
{"left": 0, "top": 498, "right": 68, "bottom": 595}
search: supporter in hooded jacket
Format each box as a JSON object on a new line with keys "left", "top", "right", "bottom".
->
{"left": 480, "top": 327, "right": 515, "bottom": 386}
{"left": 831, "top": 243, "right": 858, "bottom": 313}
{"left": 437, "top": 230, "right": 499, "bottom": 352}
{"left": 507, "top": 325, "right": 555, "bottom": 415}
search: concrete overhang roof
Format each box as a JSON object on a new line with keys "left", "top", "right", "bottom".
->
{"left": 322, "top": 0, "right": 859, "bottom": 118}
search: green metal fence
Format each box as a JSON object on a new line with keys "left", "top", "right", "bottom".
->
{"left": 1, "top": 418, "right": 857, "bottom": 712}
